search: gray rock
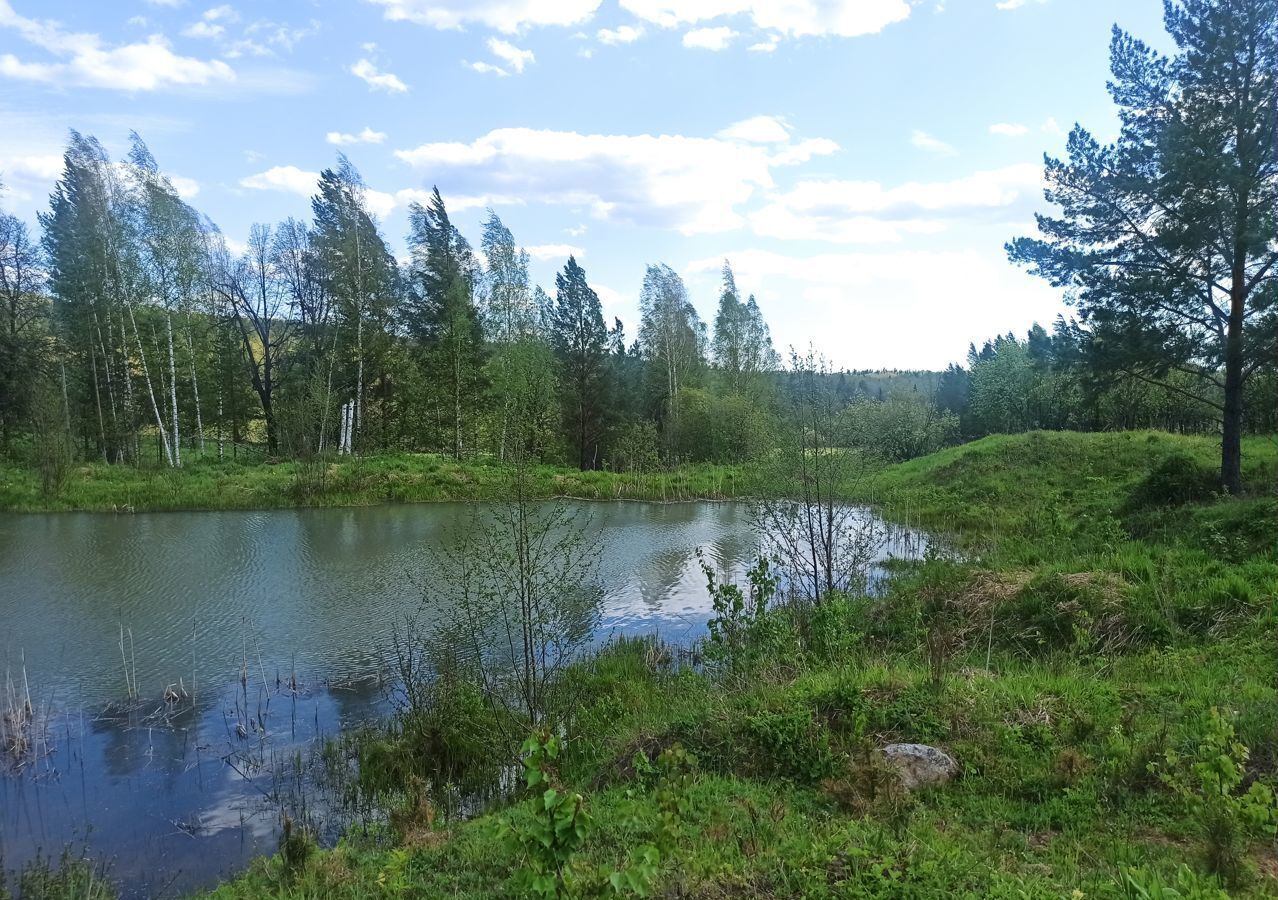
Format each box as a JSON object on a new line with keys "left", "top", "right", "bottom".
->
{"left": 880, "top": 743, "right": 958, "bottom": 790}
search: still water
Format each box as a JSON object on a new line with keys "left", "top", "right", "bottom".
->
{"left": 0, "top": 501, "right": 925, "bottom": 896}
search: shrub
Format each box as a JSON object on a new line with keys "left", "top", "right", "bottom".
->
{"left": 700, "top": 554, "right": 783, "bottom": 679}
{"left": 277, "top": 815, "right": 314, "bottom": 879}
{"left": 737, "top": 706, "right": 837, "bottom": 782}
{"left": 1127, "top": 452, "right": 1219, "bottom": 511}
{"left": 608, "top": 421, "right": 661, "bottom": 473}
{"left": 800, "top": 593, "right": 869, "bottom": 664}
{"left": 1003, "top": 573, "right": 1097, "bottom": 656}
{"left": 3, "top": 850, "right": 114, "bottom": 900}
{"left": 501, "top": 730, "right": 593, "bottom": 899}
{"left": 1155, "top": 708, "right": 1278, "bottom": 886}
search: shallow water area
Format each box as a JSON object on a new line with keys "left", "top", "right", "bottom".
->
{"left": 0, "top": 501, "right": 927, "bottom": 896}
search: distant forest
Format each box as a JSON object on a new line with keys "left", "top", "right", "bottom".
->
{"left": 0, "top": 75, "right": 1274, "bottom": 479}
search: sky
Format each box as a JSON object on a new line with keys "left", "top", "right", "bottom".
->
{"left": 0, "top": 0, "right": 1171, "bottom": 371}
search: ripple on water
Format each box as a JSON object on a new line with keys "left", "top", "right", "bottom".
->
{"left": 0, "top": 501, "right": 930, "bottom": 898}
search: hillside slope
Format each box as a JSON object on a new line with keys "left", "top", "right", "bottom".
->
{"left": 187, "top": 431, "right": 1278, "bottom": 900}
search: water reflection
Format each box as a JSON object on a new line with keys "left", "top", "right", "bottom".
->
{"left": 0, "top": 501, "right": 926, "bottom": 897}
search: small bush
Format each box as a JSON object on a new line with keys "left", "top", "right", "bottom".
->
{"left": 1003, "top": 573, "right": 1097, "bottom": 656}
{"left": 1127, "top": 452, "right": 1219, "bottom": 511}
{"left": 800, "top": 593, "right": 868, "bottom": 664}
{"left": 277, "top": 815, "right": 314, "bottom": 879}
{"left": 1155, "top": 707, "right": 1278, "bottom": 886}
{"left": 737, "top": 706, "right": 837, "bottom": 782}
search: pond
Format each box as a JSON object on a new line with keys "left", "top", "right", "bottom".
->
{"left": 0, "top": 501, "right": 927, "bottom": 897}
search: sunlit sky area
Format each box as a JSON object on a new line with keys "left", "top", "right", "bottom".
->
{"left": 0, "top": 0, "right": 1170, "bottom": 369}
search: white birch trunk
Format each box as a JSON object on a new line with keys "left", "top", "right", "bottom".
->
{"left": 127, "top": 302, "right": 173, "bottom": 466}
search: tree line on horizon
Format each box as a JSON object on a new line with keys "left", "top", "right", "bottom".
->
{"left": 0, "top": 0, "right": 1272, "bottom": 491}
{"left": 0, "top": 142, "right": 791, "bottom": 472}
{"left": 0, "top": 133, "right": 1271, "bottom": 482}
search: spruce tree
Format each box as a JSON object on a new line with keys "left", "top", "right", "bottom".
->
{"left": 404, "top": 187, "right": 486, "bottom": 459}
{"left": 549, "top": 256, "right": 607, "bottom": 469}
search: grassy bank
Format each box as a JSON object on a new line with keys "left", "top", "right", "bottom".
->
{"left": 0, "top": 454, "right": 751, "bottom": 512}
{"left": 186, "top": 430, "right": 1276, "bottom": 899}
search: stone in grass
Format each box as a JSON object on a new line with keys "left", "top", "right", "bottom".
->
{"left": 880, "top": 743, "right": 959, "bottom": 791}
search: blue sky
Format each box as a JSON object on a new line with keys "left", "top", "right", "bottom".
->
{"left": 0, "top": 0, "right": 1169, "bottom": 370}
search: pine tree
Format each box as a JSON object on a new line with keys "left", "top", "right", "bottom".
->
{"left": 549, "top": 256, "right": 607, "bottom": 469}
{"left": 1008, "top": 0, "right": 1278, "bottom": 493}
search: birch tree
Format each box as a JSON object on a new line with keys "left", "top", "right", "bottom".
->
{"left": 311, "top": 155, "right": 398, "bottom": 454}
{"left": 638, "top": 263, "right": 706, "bottom": 459}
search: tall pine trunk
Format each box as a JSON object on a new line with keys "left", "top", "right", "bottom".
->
{"left": 1221, "top": 269, "right": 1245, "bottom": 495}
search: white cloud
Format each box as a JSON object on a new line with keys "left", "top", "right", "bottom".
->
{"left": 350, "top": 58, "right": 407, "bottom": 92}
{"left": 748, "top": 163, "right": 1042, "bottom": 243}
{"left": 487, "top": 37, "right": 534, "bottom": 73}
{"left": 395, "top": 125, "right": 838, "bottom": 235}
{"left": 445, "top": 193, "right": 526, "bottom": 211}
{"left": 996, "top": 0, "right": 1047, "bottom": 9}
{"left": 621, "top": 0, "right": 909, "bottom": 38}
{"left": 989, "top": 122, "right": 1028, "bottom": 137}
{"left": 0, "top": 151, "right": 62, "bottom": 207}
{"left": 769, "top": 137, "right": 839, "bottom": 166}
{"left": 597, "top": 24, "right": 643, "bottom": 44}
{"left": 202, "top": 5, "right": 238, "bottom": 22}
{"left": 240, "top": 164, "right": 317, "bottom": 197}
{"left": 467, "top": 60, "right": 507, "bottom": 75}
{"left": 182, "top": 21, "right": 224, "bottom": 39}
{"left": 686, "top": 247, "right": 1063, "bottom": 369}
{"left": 526, "top": 243, "right": 584, "bottom": 261}
{"left": 254, "top": 20, "right": 320, "bottom": 52}
{"left": 325, "top": 126, "right": 387, "bottom": 145}
{"left": 910, "top": 129, "right": 957, "bottom": 156}
{"left": 682, "top": 26, "right": 736, "bottom": 50}
{"left": 367, "top": 0, "right": 601, "bottom": 32}
{"left": 239, "top": 166, "right": 514, "bottom": 219}
{"left": 169, "top": 174, "right": 200, "bottom": 197}
{"left": 719, "top": 115, "right": 790, "bottom": 144}
{"left": 0, "top": 0, "right": 235, "bottom": 91}
{"left": 242, "top": 165, "right": 399, "bottom": 214}
{"left": 0, "top": 152, "right": 61, "bottom": 181}
{"left": 748, "top": 34, "right": 778, "bottom": 52}
{"left": 566, "top": 223, "right": 587, "bottom": 237}
{"left": 1041, "top": 116, "right": 1064, "bottom": 135}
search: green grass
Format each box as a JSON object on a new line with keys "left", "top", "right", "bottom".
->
{"left": 0, "top": 454, "right": 753, "bottom": 512}
{"left": 862, "top": 431, "right": 1278, "bottom": 562}
{"left": 10, "top": 431, "right": 1276, "bottom": 897}
{"left": 189, "top": 431, "right": 1278, "bottom": 899}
